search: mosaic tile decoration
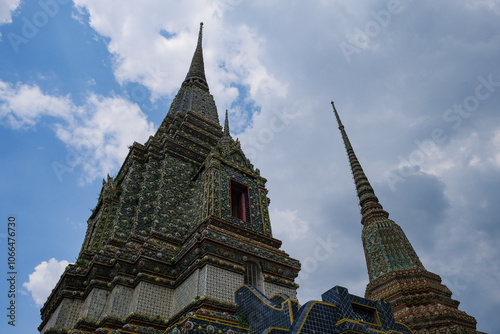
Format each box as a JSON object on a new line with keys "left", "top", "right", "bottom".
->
{"left": 164, "top": 315, "right": 249, "bottom": 334}
{"left": 102, "top": 285, "right": 133, "bottom": 320}
{"left": 235, "top": 286, "right": 295, "bottom": 334}
{"left": 79, "top": 288, "right": 109, "bottom": 322}
{"left": 264, "top": 282, "right": 297, "bottom": 300}
{"left": 205, "top": 264, "right": 243, "bottom": 302}
{"left": 41, "top": 303, "right": 60, "bottom": 331}
{"left": 130, "top": 281, "right": 173, "bottom": 319}
{"left": 235, "top": 284, "right": 412, "bottom": 334}
{"left": 172, "top": 269, "right": 200, "bottom": 315}
{"left": 50, "top": 298, "right": 83, "bottom": 330}
{"left": 197, "top": 264, "right": 208, "bottom": 296}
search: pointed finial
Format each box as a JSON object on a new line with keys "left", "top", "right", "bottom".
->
{"left": 331, "top": 101, "right": 351, "bottom": 150}
{"left": 331, "top": 101, "right": 388, "bottom": 225}
{"left": 198, "top": 22, "right": 203, "bottom": 45}
{"left": 331, "top": 101, "right": 343, "bottom": 128}
{"left": 224, "top": 109, "right": 230, "bottom": 137}
{"left": 183, "top": 23, "right": 208, "bottom": 91}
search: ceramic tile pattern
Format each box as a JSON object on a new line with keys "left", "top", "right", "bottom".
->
{"left": 172, "top": 269, "right": 200, "bottom": 315}
{"left": 102, "top": 285, "right": 133, "bottom": 319}
{"left": 205, "top": 264, "right": 243, "bottom": 302}
{"left": 236, "top": 285, "right": 413, "bottom": 334}
{"left": 79, "top": 288, "right": 109, "bottom": 322}
{"left": 197, "top": 264, "right": 207, "bottom": 296}
{"left": 265, "top": 282, "right": 297, "bottom": 300}
{"left": 131, "top": 281, "right": 173, "bottom": 319}
{"left": 51, "top": 298, "right": 83, "bottom": 330}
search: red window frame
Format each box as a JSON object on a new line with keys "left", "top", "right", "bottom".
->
{"left": 230, "top": 180, "right": 251, "bottom": 223}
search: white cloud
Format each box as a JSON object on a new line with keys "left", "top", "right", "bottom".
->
{"left": 0, "top": 80, "right": 155, "bottom": 183}
{"left": 0, "top": 0, "right": 20, "bottom": 24}
{"left": 54, "top": 93, "right": 155, "bottom": 183}
{"left": 23, "top": 258, "right": 70, "bottom": 307}
{"left": 271, "top": 208, "right": 310, "bottom": 241}
{"left": 465, "top": 0, "right": 500, "bottom": 14}
{"left": 0, "top": 80, "right": 77, "bottom": 128}
{"left": 72, "top": 0, "right": 287, "bottom": 117}
{"left": 490, "top": 128, "right": 500, "bottom": 167}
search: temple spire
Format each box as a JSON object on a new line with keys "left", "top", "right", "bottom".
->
{"left": 331, "top": 102, "right": 388, "bottom": 225}
{"left": 163, "top": 23, "right": 219, "bottom": 124}
{"left": 330, "top": 101, "right": 479, "bottom": 333}
{"left": 223, "top": 109, "right": 230, "bottom": 137}
{"left": 183, "top": 22, "right": 209, "bottom": 91}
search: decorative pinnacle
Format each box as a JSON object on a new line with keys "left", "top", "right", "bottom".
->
{"left": 198, "top": 22, "right": 203, "bottom": 45}
{"left": 183, "top": 22, "right": 208, "bottom": 91}
{"left": 224, "top": 109, "right": 230, "bottom": 137}
{"left": 331, "top": 101, "right": 389, "bottom": 225}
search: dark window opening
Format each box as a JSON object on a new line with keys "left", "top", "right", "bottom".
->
{"left": 230, "top": 180, "right": 251, "bottom": 222}
{"left": 352, "top": 302, "right": 379, "bottom": 325}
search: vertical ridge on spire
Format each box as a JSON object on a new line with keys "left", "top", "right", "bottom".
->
{"left": 183, "top": 22, "right": 209, "bottom": 91}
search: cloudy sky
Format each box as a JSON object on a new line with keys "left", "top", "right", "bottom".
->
{"left": 1, "top": 0, "right": 499, "bottom": 332}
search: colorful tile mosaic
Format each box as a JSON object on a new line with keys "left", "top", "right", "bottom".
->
{"left": 79, "top": 288, "right": 109, "bottom": 322}
{"left": 130, "top": 281, "right": 173, "bottom": 320}
{"left": 235, "top": 285, "right": 412, "bottom": 334}
{"left": 172, "top": 269, "right": 201, "bottom": 315}
{"left": 264, "top": 282, "right": 297, "bottom": 300}
{"left": 50, "top": 298, "right": 82, "bottom": 331}
{"left": 205, "top": 264, "right": 244, "bottom": 302}
{"left": 102, "top": 285, "right": 133, "bottom": 320}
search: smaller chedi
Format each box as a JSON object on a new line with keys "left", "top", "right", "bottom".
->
{"left": 331, "top": 101, "right": 482, "bottom": 334}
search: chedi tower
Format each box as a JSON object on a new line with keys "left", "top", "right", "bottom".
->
{"left": 39, "top": 23, "right": 300, "bottom": 334}
{"left": 331, "top": 101, "right": 482, "bottom": 334}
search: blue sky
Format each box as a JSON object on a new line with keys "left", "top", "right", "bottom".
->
{"left": 1, "top": 1, "right": 500, "bottom": 333}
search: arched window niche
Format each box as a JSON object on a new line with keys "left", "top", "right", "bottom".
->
{"left": 244, "top": 261, "right": 264, "bottom": 293}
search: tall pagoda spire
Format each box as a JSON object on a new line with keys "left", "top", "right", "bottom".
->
{"left": 331, "top": 101, "right": 387, "bottom": 226}
{"left": 331, "top": 101, "right": 479, "bottom": 333}
{"left": 183, "top": 22, "right": 209, "bottom": 91}
{"left": 331, "top": 101, "right": 424, "bottom": 278}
